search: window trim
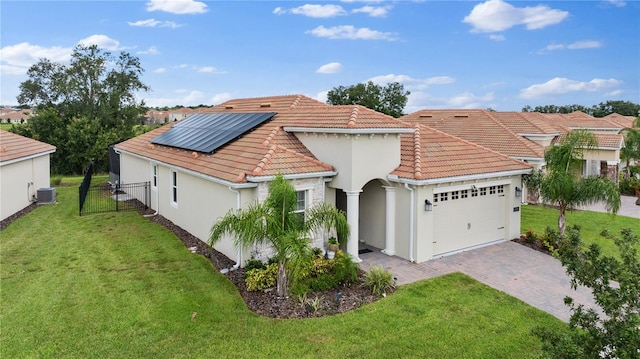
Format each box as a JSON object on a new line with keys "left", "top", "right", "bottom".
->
{"left": 152, "top": 164, "right": 158, "bottom": 189}
{"left": 171, "top": 170, "right": 178, "bottom": 206}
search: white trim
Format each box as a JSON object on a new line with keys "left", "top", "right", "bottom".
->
{"left": 387, "top": 169, "right": 531, "bottom": 186}
{"left": 283, "top": 127, "right": 414, "bottom": 135}
{"left": 518, "top": 133, "right": 559, "bottom": 138}
{"left": 432, "top": 179, "right": 512, "bottom": 194}
{"left": 246, "top": 171, "right": 337, "bottom": 182}
{"left": 170, "top": 170, "right": 178, "bottom": 207}
{"left": 0, "top": 150, "right": 55, "bottom": 167}
{"left": 117, "top": 149, "right": 258, "bottom": 189}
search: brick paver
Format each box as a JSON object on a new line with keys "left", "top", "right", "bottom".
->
{"left": 360, "top": 241, "right": 599, "bottom": 322}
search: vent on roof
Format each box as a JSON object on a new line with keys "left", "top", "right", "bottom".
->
{"left": 37, "top": 187, "right": 56, "bottom": 204}
{"left": 419, "top": 114, "right": 433, "bottom": 118}
{"left": 454, "top": 115, "right": 469, "bottom": 118}
{"left": 260, "top": 103, "right": 272, "bottom": 108}
{"left": 224, "top": 105, "right": 234, "bottom": 109}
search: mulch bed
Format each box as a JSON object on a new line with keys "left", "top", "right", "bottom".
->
{"left": 142, "top": 212, "right": 384, "bottom": 319}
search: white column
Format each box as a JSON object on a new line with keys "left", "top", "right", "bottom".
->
{"left": 382, "top": 186, "right": 396, "bottom": 256}
{"left": 345, "top": 190, "right": 362, "bottom": 262}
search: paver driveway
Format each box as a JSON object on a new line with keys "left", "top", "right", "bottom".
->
{"left": 360, "top": 241, "right": 599, "bottom": 322}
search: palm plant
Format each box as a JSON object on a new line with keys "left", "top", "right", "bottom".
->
{"left": 541, "top": 129, "right": 621, "bottom": 234}
{"left": 209, "top": 174, "right": 349, "bottom": 297}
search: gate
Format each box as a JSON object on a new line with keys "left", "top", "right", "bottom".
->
{"left": 79, "top": 163, "right": 150, "bottom": 216}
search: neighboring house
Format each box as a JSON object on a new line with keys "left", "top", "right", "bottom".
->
{"left": 115, "top": 95, "right": 530, "bottom": 265}
{"left": 0, "top": 130, "right": 56, "bottom": 221}
{"left": 0, "top": 108, "right": 34, "bottom": 124}
{"left": 142, "top": 108, "right": 200, "bottom": 125}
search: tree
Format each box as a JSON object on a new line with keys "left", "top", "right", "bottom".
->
{"left": 540, "top": 130, "right": 621, "bottom": 234}
{"left": 327, "top": 81, "right": 410, "bottom": 118}
{"left": 621, "top": 127, "right": 640, "bottom": 179}
{"left": 591, "top": 100, "right": 640, "bottom": 118}
{"left": 534, "top": 227, "right": 640, "bottom": 359}
{"left": 14, "top": 45, "right": 149, "bottom": 174}
{"left": 209, "top": 174, "right": 350, "bottom": 297}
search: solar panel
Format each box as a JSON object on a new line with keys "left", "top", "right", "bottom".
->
{"left": 151, "top": 112, "right": 275, "bottom": 153}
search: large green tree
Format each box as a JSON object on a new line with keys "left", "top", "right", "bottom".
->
{"left": 327, "top": 81, "right": 410, "bottom": 118}
{"left": 535, "top": 227, "right": 640, "bottom": 359}
{"left": 522, "top": 100, "right": 640, "bottom": 118}
{"left": 209, "top": 174, "right": 350, "bottom": 297}
{"left": 14, "top": 45, "right": 149, "bottom": 174}
{"left": 540, "top": 130, "right": 621, "bottom": 234}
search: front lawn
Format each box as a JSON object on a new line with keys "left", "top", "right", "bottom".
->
{"left": 1, "top": 186, "right": 565, "bottom": 358}
{"left": 521, "top": 203, "right": 639, "bottom": 257}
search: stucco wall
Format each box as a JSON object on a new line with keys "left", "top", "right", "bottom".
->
{"left": 0, "top": 154, "right": 51, "bottom": 220}
{"left": 583, "top": 148, "right": 620, "bottom": 162}
{"left": 359, "top": 180, "right": 386, "bottom": 248}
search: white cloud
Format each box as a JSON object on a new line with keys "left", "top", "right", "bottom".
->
{"left": 544, "top": 40, "right": 602, "bottom": 52}
{"left": 146, "top": 0, "right": 208, "bottom": 14}
{"left": 138, "top": 46, "right": 160, "bottom": 55}
{"left": 0, "top": 42, "right": 72, "bottom": 75}
{"left": 520, "top": 77, "right": 623, "bottom": 99}
{"left": 368, "top": 74, "right": 455, "bottom": 90}
{"left": 463, "top": 0, "right": 568, "bottom": 33}
{"left": 352, "top": 6, "right": 391, "bottom": 17}
{"left": 315, "top": 90, "right": 329, "bottom": 103}
{"left": 447, "top": 92, "right": 495, "bottom": 108}
{"left": 210, "top": 92, "right": 232, "bottom": 104}
{"left": 128, "top": 19, "right": 182, "bottom": 28}
{"left": 605, "top": 89, "right": 623, "bottom": 97}
{"left": 142, "top": 90, "right": 205, "bottom": 107}
{"left": 316, "top": 62, "right": 343, "bottom": 74}
{"left": 605, "top": 0, "right": 626, "bottom": 7}
{"left": 306, "top": 25, "right": 398, "bottom": 41}
{"left": 153, "top": 67, "right": 167, "bottom": 73}
{"left": 78, "top": 34, "right": 122, "bottom": 50}
{"left": 489, "top": 34, "right": 505, "bottom": 41}
{"left": 291, "top": 4, "right": 347, "bottom": 18}
{"left": 406, "top": 91, "right": 495, "bottom": 111}
{"left": 196, "top": 66, "right": 225, "bottom": 74}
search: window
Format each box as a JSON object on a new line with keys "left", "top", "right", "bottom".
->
{"left": 480, "top": 187, "right": 487, "bottom": 196}
{"left": 434, "top": 193, "right": 439, "bottom": 203}
{"left": 471, "top": 188, "right": 478, "bottom": 197}
{"left": 441, "top": 192, "right": 448, "bottom": 201}
{"left": 497, "top": 185, "right": 504, "bottom": 194}
{"left": 451, "top": 191, "right": 459, "bottom": 200}
{"left": 489, "top": 186, "right": 496, "bottom": 195}
{"left": 293, "top": 190, "right": 306, "bottom": 221}
{"left": 152, "top": 165, "right": 158, "bottom": 188}
{"left": 461, "top": 190, "right": 468, "bottom": 199}
{"left": 171, "top": 170, "right": 178, "bottom": 204}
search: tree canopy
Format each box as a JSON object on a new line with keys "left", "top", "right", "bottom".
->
{"left": 326, "top": 81, "right": 410, "bottom": 118}
{"left": 12, "top": 45, "right": 149, "bottom": 174}
{"left": 522, "top": 100, "right": 640, "bottom": 117}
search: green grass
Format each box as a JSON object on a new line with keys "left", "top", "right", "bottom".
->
{"left": 521, "top": 204, "right": 639, "bottom": 257}
{"left": 0, "top": 123, "right": 14, "bottom": 131}
{"left": 0, "top": 186, "right": 565, "bottom": 358}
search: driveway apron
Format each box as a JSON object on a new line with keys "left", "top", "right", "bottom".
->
{"left": 360, "top": 241, "right": 599, "bottom": 322}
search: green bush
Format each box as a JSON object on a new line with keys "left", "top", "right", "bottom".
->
{"left": 332, "top": 251, "right": 358, "bottom": 284}
{"left": 50, "top": 176, "right": 62, "bottom": 186}
{"left": 364, "top": 266, "right": 395, "bottom": 297}
{"left": 243, "top": 258, "right": 266, "bottom": 278}
{"left": 619, "top": 177, "right": 640, "bottom": 196}
{"left": 245, "top": 263, "right": 278, "bottom": 291}
{"left": 289, "top": 250, "right": 360, "bottom": 296}
{"left": 309, "top": 274, "right": 338, "bottom": 292}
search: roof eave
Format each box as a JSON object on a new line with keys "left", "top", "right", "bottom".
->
{"left": 283, "top": 127, "right": 414, "bottom": 135}
{"left": 246, "top": 171, "right": 338, "bottom": 183}
{"left": 387, "top": 168, "right": 532, "bottom": 186}
{"left": 0, "top": 149, "right": 56, "bottom": 167}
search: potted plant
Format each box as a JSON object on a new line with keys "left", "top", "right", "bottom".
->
{"left": 326, "top": 237, "right": 339, "bottom": 259}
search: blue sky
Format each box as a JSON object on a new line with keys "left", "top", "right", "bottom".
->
{"left": 1, "top": 0, "right": 638, "bottom": 112}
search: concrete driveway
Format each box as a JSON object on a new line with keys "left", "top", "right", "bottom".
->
{"left": 576, "top": 194, "right": 639, "bottom": 219}
{"left": 360, "top": 241, "right": 599, "bottom": 322}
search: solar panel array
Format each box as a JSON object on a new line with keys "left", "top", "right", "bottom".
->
{"left": 151, "top": 112, "right": 276, "bottom": 153}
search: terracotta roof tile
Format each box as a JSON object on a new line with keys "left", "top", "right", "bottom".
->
{"left": 0, "top": 130, "right": 56, "bottom": 163}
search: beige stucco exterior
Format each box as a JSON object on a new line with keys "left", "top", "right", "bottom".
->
{"left": 0, "top": 154, "right": 51, "bottom": 220}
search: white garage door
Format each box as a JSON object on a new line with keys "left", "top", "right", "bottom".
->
{"left": 432, "top": 185, "right": 506, "bottom": 256}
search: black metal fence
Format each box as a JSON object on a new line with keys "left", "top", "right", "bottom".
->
{"left": 79, "top": 163, "right": 151, "bottom": 216}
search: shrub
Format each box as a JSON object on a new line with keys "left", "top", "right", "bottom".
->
{"left": 245, "top": 263, "right": 278, "bottom": 291}
{"left": 364, "top": 266, "right": 395, "bottom": 297}
{"left": 309, "top": 274, "right": 338, "bottom": 292}
{"left": 332, "top": 251, "right": 358, "bottom": 284}
{"left": 243, "top": 258, "right": 266, "bottom": 278}
{"left": 50, "top": 176, "right": 62, "bottom": 186}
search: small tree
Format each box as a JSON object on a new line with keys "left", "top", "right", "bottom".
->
{"left": 535, "top": 227, "right": 640, "bottom": 358}
{"left": 326, "top": 81, "right": 410, "bottom": 118}
{"left": 209, "top": 174, "right": 350, "bottom": 297}
{"left": 541, "top": 130, "right": 621, "bottom": 234}
{"left": 523, "top": 169, "right": 543, "bottom": 203}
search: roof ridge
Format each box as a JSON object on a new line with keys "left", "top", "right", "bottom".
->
{"left": 262, "top": 126, "right": 281, "bottom": 147}
{"left": 252, "top": 145, "right": 278, "bottom": 176}
{"left": 413, "top": 124, "right": 423, "bottom": 180}
{"left": 347, "top": 106, "right": 358, "bottom": 128}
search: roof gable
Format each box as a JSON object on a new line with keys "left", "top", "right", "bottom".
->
{"left": 0, "top": 130, "right": 56, "bottom": 164}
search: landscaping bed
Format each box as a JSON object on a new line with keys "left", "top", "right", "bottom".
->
{"left": 144, "top": 213, "right": 383, "bottom": 319}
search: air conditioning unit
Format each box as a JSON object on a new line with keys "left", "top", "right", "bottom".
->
{"left": 37, "top": 187, "right": 56, "bottom": 204}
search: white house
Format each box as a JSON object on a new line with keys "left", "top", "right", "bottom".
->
{"left": 0, "top": 130, "right": 56, "bottom": 221}
{"left": 115, "top": 95, "right": 531, "bottom": 265}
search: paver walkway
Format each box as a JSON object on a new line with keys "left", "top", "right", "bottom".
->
{"left": 360, "top": 241, "right": 599, "bottom": 322}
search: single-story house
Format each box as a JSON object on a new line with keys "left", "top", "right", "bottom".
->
{"left": 0, "top": 130, "right": 56, "bottom": 221}
{"left": 115, "top": 95, "right": 531, "bottom": 265}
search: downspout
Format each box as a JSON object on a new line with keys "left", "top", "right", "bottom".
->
{"left": 404, "top": 183, "right": 415, "bottom": 262}
{"left": 220, "top": 186, "right": 242, "bottom": 274}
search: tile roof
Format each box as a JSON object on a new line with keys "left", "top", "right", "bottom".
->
{"left": 391, "top": 124, "right": 532, "bottom": 181}
{"left": 0, "top": 130, "right": 56, "bottom": 164}
{"left": 400, "top": 110, "right": 544, "bottom": 159}
{"left": 602, "top": 113, "right": 637, "bottom": 128}
{"left": 116, "top": 95, "right": 533, "bottom": 184}
{"left": 551, "top": 133, "right": 624, "bottom": 149}
{"left": 493, "top": 111, "right": 562, "bottom": 135}
{"left": 539, "top": 111, "right": 625, "bottom": 130}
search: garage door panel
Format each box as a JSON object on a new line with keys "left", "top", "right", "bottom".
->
{"left": 433, "top": 189, "right": 505, "bottom": 256}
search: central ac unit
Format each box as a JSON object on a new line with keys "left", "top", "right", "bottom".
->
{"left": 37, "top": 187, "right": 56, "bottom": 204}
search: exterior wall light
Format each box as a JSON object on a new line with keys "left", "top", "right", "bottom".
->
{"left": 424, "top": 199, "right": 433, "bottom": 211}
{"left": 515, "top": 186, "right": 522, "bottom": 197}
